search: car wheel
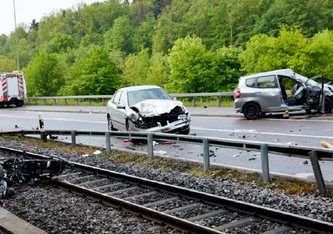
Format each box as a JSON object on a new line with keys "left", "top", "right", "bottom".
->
{"left": 126, "top": 119, "right": 130, "bottom": 131}
{"left": 243, "top": 103, "right": 260, "bottom": 120}
{"left": 107, "top": 115, "right": 117, "bottom": 131}
{"left": 306, "top": 109, "right": 312, "bottom": 114}
{"left": 324, "top": 98, "right": 333, "bottom": 113}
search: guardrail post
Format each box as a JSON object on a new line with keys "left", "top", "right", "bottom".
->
{"left": 65, "top": 98, "right": 67, "bottom": 105}
{"left": 102, "top": 98, "right": 105, "bottom": 106}
{"left": 44, "top": 99, "right": 46, "bottom": 105}
{"left": 28, "top": 99, "right": 30, "bottom": 105}
{"left": 89, "top": 98, "right": 91, "bottom": 105}
{"left": 38, "top": 113, "right": 47, "bottom": 142}
{"left": 193, "top": 97, "right": 196, "bottom": 107}
{"left": 148, "top": 133, "right": 154, "bottom": 161}
{"left": 309, "top": 151, "right": 326, "bottom": 196}
{"left": 218, "top": 96, "right": 221, "bottom": 107}
{"left": 71, "top": 130, "right": 76, "bottom": 148}
{"left": 105, "top": 131, "right": 111, "bottom": 155}
{"left": 54, "top": 99, "right": 56, "bottom": 105}
{"left": 76, "top": 99, "right": 79, "bottom": 106}
{"left": 203, "top": 138, "right": 210, "bottom": 172}
{"left": 261, "top": 144, "right": 270, "bottom": 182}
{"left": 35, "top": 99, "right": 37, "bottom": 105}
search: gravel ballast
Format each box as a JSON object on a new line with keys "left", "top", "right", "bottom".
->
{"left": 0, "top": 138, "right": 332, "bottom": 233}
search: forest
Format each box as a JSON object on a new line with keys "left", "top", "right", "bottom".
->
{"left": 1, "top": 0, "right": 333, "bottom": 97}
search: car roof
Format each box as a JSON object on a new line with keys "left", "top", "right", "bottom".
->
{"left": 117, "top": 85, "right": 162, "bottom": 92}
{"left": 240, "top": 69, "right": 296, "bottom": 80}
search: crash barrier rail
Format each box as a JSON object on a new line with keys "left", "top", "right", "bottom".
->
{"left": 1, "top": 129, "right": 332, "bottom": 196}
{"left": 27, "top": 92, "right": 235, "bottom": 107}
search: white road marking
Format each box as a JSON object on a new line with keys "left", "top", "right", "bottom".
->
{"left": 1, "top": 114, "right": 332, "bottom": 139}
{"left": 191, "top": 126, "right": 333, "bottom": 140}
{"left": 0, "top": 114, "right": 106, "bottom": 124}
{"left": 192, "top": 116, "right": 333, "bottom": 123}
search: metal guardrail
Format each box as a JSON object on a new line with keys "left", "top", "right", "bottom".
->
{"left": 27, "top": 92, "right": 235, "bottom": 107}
{"left": 1, "top": 129, "right": 332, "bottom": 196}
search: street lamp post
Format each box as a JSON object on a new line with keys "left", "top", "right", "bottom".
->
{"left": 13, "top": 0, "right": 20, "bottom": 73}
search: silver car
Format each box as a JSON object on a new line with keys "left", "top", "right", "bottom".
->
{"left": 234, "top": 69, "right": 333, "bottom": 119}
{"left": 107, "top": 85, "right": 191, "bottom": 134}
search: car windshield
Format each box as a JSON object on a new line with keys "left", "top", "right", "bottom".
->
{"left": 295, "top": 73, "right": 318, "bottom": 86}
{"left": 128, "top": 88, "right": 173, "bottom": 106}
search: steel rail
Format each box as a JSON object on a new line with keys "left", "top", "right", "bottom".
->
{"left": 1, "top": 146, "right": 331, "bottom": 234}
{"left": 55, "top": 180, "right": 222, "bottom": 234}
{"left": 64, "top": 162, "right": 333, "bottom": 234}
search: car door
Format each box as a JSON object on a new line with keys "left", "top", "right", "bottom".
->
{"left": 116, "top": 91, "right": 128, "bottom": 130}
{"left": 255, "top": 75, "right": 281, "bottom": 111}
{"left": 110, "top": 91, "right": 122, "bottom": 130}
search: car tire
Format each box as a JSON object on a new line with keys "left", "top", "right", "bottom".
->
{"left": 243, "top": 103, "right": 260, "bottom": 120}
{"left": 306, "top": 109, "right": 312, "bottom": 114}
{"left": 107, "top": 115, "right": 117, "bottom": 131}
{"left": 324, "top": 98, "right": 333, "bottom": 113}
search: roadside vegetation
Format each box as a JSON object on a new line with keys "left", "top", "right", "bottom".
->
{"left": 1, "top": 0, "right": 333, "bottom": 98}
{"left": 4, "top": 135, "right": 331, "bottom": 197}
{"left": 25, "top": 96, "right": 235, "bottom": 107}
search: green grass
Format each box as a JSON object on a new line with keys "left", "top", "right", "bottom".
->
{"left": 26, "top": 98, "right": 107, "bottom": 106}
{"left": 25, "top": 96, "right": 235, "bottom": 108}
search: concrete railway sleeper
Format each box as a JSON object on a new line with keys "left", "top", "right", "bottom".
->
{"left": 0, "top": 147, "right": 331, "bottom": 234}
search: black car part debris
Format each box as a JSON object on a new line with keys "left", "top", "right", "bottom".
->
{"left": 0, "top": 151, "right": 71, "bottom": 202}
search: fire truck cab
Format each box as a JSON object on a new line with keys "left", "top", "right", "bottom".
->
{"left": 0, "top": 73, "right": 27, "bottom": 107}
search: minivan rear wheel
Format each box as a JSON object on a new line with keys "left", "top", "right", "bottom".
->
{"left": 243, "top": 103, "right": 260, "bottom": 120}
{"left": 324, "top": 97, "right": 333, "bottom": 113}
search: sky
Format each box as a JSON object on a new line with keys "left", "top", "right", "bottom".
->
{"left": 0, "top": 0, "right": 104, "bottom": 36}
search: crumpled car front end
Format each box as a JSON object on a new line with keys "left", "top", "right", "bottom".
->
{"left": 127, "top": 100, "right": 191, "bottom": 134}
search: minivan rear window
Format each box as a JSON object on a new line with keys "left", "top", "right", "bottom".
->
{"left": 257, "top": 76, "right": 277, "bottom": 88}
{"left": 245, "top": 78, "right": 255, "bottom": 87}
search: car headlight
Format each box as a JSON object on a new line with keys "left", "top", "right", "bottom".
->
{"left": 129, "top": 113, "right": 139, "bottom": 122}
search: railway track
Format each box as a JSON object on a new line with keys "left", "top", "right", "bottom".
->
{"left": 1, "top": 146, "right": 333, "bottom": 234}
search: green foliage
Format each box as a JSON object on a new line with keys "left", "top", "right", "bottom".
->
{"left": 168, "top": 35, "right": 216, "bottom": 93}
{"left": 213, "top": 46, "right": 244, "bottom": 91}
{"left": 48, "top": 34, "right": 74, "bottom": 53}
{"left": 61, "top": 46, "right": 120, "bottom": 95}
{"left": 104, "top": 16, "right": 133, "bottom": 53}
{"left": 122, "top": 48, "right": 150, "bottom": 87}
{"left": 240, "top": 27, "right": 333, "bottom": 80}
{"left": 0, "top": 56, "right": 16, "bottom": 72}
{"left": 1, "top": 0, "right": 333, "bottom": 97}
{"left": 23, "top": 50, "right": 63, "bottom": 96}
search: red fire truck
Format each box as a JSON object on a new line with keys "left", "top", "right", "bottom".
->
{"left": 0, "top": 72, "right": 27, "bottom": 107}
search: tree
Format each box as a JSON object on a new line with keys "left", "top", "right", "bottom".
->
{"left": 254, "top": 0, "right": 327, "bottom": 38}
{"left": 24, "top": 50, "right": 62, "bottom": 96}
{"left": 104, "top": 16, "right": 133, "bottom": 54}
{"left": 63, "top": 46, "right": 120, "bottom": 95}
{"left": 168, "top": 35, "right": 215, "bottom": 93}
{"left": 239, "top": 27, "right": 333, "bottom": 80}
{"left": 146, "top": 52, "right": 169, "bottom": 88}
{"left": 213, "top": 46, "right": 244, "bottom": 91}
{"left": 0, "top": 56, "right": 16, "bottom": 72}
{"left": 121, "top": 48, "right": 150, "bottom": 86}
{"left": 48, "top": 34, "right": 75, "bottom": 53}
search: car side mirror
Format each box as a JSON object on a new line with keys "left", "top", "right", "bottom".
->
{"left": 117, "top": 104, "right": 125, "bottom": 109}
{"left": 173, "top": 97, "right": 177, "bottom": 101}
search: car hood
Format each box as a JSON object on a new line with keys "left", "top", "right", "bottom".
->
{"left": 130, "top": 100, "right": 185, "bottom": 117}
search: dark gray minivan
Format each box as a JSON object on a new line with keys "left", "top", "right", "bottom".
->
{"left": 234, "top": 69, "right": 333, "bottom": 119}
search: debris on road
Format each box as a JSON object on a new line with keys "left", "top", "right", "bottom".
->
{"left": 321, "top": 141, "right": 333, "bottom": 149}
{"left": 93, "top": 150, "right": 102, "bottom": 155}
{"left": 249, "top": 158, "right": 256, "bottom": 161}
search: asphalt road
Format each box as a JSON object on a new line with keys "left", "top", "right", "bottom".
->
{"left": 1, "top": 105, "right": 333, "bottom": 181}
